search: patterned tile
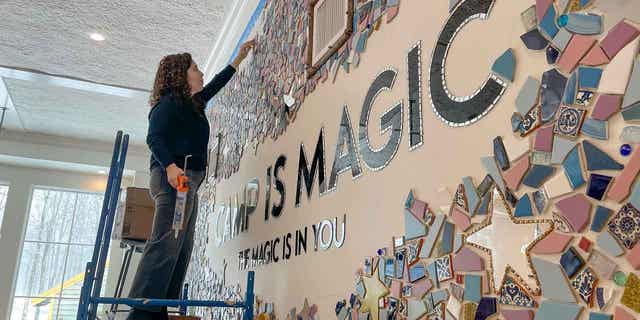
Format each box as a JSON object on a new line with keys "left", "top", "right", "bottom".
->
{"left": 554, "top": 106, "right": 586, "bottom": 138}
{"left": 572, "top": 267, "right": 598, "bottom": 305}
{"left": 608, "top": 203, "right": 640, "bottom": 249}
{"left": 434, "top": 255, "right": 453, "bottom": 282}
{"left": 498, "top": 275, "right": 536, "bottom": 308}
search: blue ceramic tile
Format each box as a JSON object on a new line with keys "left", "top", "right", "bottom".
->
{"left": 541, "top": 69, "right": 568, "bottom": 123}
{"left": 562, "top": 145, "right": 586, "bottom": 189}
{"left": 409, "top": 262, "right": 426, "bottom": 282}
{"left": 532, "top": 257, "right": 577, "bottom": 303}
{"left": 566, "top": 13, "right": 603, "bottom": 35}
{"left": 581, "top": 118, "right": 608, "bottom": 140}
{"left": 597, "top": 231, "right": 624, "bottom": 257}
{"left": 521, "top": 29, "right": 549, "bottom": 50}
{"left": 493, "top": 136, "right": 510, "bottom": 171}
{"left": 621, "top": 102, "right": 640, "bottom": 122}
{"left": 515, "top": 193, "right": 534, "bottom": 217}
{"left": 516, "top": 77, "right": 541, "bottom": 115}
{"left": 534, "top": 301, "right": 582, "bottom": 320}
{"left": 441, "top": 221, "right": 455, "bottom": 254}
{"left": 591, "top": 206, "right": 613, "bottom": 232}
{"left": 476, "top": 192, "right": 491, "bottom": 215}
{"left": 492, "top": 49, "right": 516, "bottom": 82}
{"left": 589, "top": 312, "right": 612, "bottom": 320}
{"left": 523, "top": 165, "right": 556, "bottom": 188}
{"left": 583, "top": 140, "right": 624, "bottom": 171}
{"left": 463, "top": 176, "right": 480, "bottom": 213}
{"left": 464, "top": 274, "right": 482, "bottom": 303}
{"left": 547, "top": 46, "right": 560, "bottom": 64}
{"left": 551, "top": 28, "right": 573, "bottom": 52}
{"left": 533, "top": 189, "right": 548, "bottom": 214}
{"left": 405, "top": 190, "right": 415, "bottom": 209}
{"left": 512, "top": 112, "right": 523, "bottom": 132}
{"left": 560, "top": 247, "right": 585, "bottom": 278}
{"left": 404, "top": 209, "right": 426, "bottom": 240}
{"left": 587, "top": 173, "right": 613, "bottom": 201}
{"left": 540, "top": 5, "right": 560, "bottom": 39}
{"left": 563, "top": 71, "right": 577, "bottom": 105}
{"left": 579, "top": 0, "right": 593, "bottom": 7}
{"left": 475, "top": 297, "right": 497, "bottom": 320}
{"left": 426, "top": 261, "right": 439, "bottom": 288}
{"left": 578, "top": 67, "right": 603, "bottom": 89}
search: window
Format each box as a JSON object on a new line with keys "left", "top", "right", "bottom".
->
{"left": 11, "top": 187, "right": 105, "bottom": 320}
{"left": 0, "top": 184, "right": 8, "bottom": 238}
{"left": 306, "top": 0, "right": 354, "bottom": 78}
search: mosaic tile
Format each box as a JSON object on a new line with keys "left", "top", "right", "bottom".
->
{"left": 463, "top": 177, "right": 480, "bottom": 214}
{"left": 588, "top": 312, "right": 611, "bottom": 320}
{"left": 592, "top": 206, "right": 613, "bottom": 232}
{"left": 615, "top": 271, "right": 628, "bottom": 287}
{"left": 425, "top": 289, "right": 449, "bottom": 314}
{"left": 600, "top": 20, "right": 640, "bottom": 59}
{"left": 531, "top": 231, "right": 573, "bottom": 254}
{"left": 578, "top": 237, "right": 592, "bottom": 253}
{"left": 587, "top": 173, "right": 613, "bottom": 201}
{"left": 608, "top": 203, "right": 640, "bottom": 249}
{"left": 582, "top": 140, "right": 624, "bottom": 171}
{"left": 581, "top": 45, "right": 610, "bottom": 66}
{"left": 554, "top": 106, "right": 586, "bottom": 138}
{"left": 572, "top": 267, "right": 597, "bottom": 305}
{"left": 578, "top": 66, "right": 603, "bottom": 89}
{"left": 607, "top": 150, "right": 640, "bottom": 202}
{"left": 545, "top": 169, "right": 574, "bottom": 198}
{"left": 521, "top": 29, "right": 550, "bottom": 50}
{"left": 531, "top": 257, "right": 577, "bottom": 303}
{"left": 477, "top": 175, "right": 495, "bottom": 198}
{"left": 476, "top": 192, "right": 491, "bottom": 216}
{"left": 557, "top": 34, "right": 596, "bottom": 74}
{"left": 539, "top": 5, "right": 559, "bottom": 39}
{"left": 532, "top": 189, "right": 548, "bottom": 213}
{"left": 435, "top": 255, "right": 453, "bottom": 282}
{"left": 541, "top": 69, "right": 568, "bottom": 123}
{"left": 409, "top": 261, "right": 427, "bottom": 282}
{"left": 450, "top": 283, "right": 464, "bottom": 301}
{"left": 564, "top": 71, "right": 578, "bottom": 105}
{"left": 520, "top": 106, "right": 542, "bottom": 137}
{"left": 599, "top": 38, "right": 639, "bottom": 95}
{"left": 446, "top": 295, "right": 462, "bottom": 319}
{"left": 565, "top": 13, "right": 603, "bottom": 35}
{"left": 449, "top": 0, "right": 462, "bottom": 12}
{"left": 576, "top": 90, "right": 596, "bottom": 106}
{"left": 481, "top": 156, "right": 506, "bottom": 191}
{"left": 534, "top": 125, "right": 554, "bottom": 152}
{"left": 555, "top": 194, "right": 591, "bottom": 233}
{"left": 532, "top": 151, "right": 551, "bottom": 166}
{"left": 462, "top": 302, "right": 477, "bottom": 320}
{"left": 621, "top": 102, "right": 640, "bottom": 122}
{"left": 623, "top": 57, "right": 640, "bottom": 109}
{"left": 362, "top": 274, "right": 390, "bottom": 319}
{"left": 405, "top": 190, "right": 416, "bottom": 209}
{"left": 516, "top": 77, "right": 541, "bottom": 116}
{"left": 621, "top": 144, "right": 633, "bottom": 157}
{"left": 588, "top": 249, "right": 618, "bottom": 280}
{"left": 441, "top": 221, "right": 455, "bottom": 255}
{"left": 621, "top": 273, "right": 640, "bottom": 313}
{"left": 407, "top": 298, "right": 427, "bottom": 320}
{"left": 522, "top": 165, "right": 556, "bottom": 188}
{"left": 552, "top": 28, "right": 574, "bottom": 52}
{"left": 547, "top": 45, "right": 560, "bottom": 64}
{"left": 514, "top": 193, "right": 534, "bottom": 217}
{"left": 614, "top": 306, "right": 635, "bottom": 320}
{"left": 621, "top": 126, "right": 640, "bottom": 144}
{"left": 453, "top": 247, "right": 484, "bottom": 272}
{"left": 412, "top": 278, "right": 434, "bottom": 299}
{"left": 512, "top": 113, "right": 524, "bottom": 132}
{"left": 474, "top": 297, "right": 496, "bottom": 320}
{"left": 421, "top": 214, "right": 446, "bottom": 258}
{"left": 492, "top": 48, "right": 516, "bottom": 82}
{"left": 464, "top": 275, "right": 481, "bottom": 303}
{"left": 502, "top": 309, "right": 534, "bottom": 320}
{"left": 592, "top": 94, "right": 622, "bottom": 121}
{"left": 410, "top": 199, "right": 429, "bottom": 220}
{"left": 405, "top": 209, "right": 427, "bottom": 240}
{"left": 627, "top": 242, "right": 640, "bottom": 269}
{"left": 551, "top": 136, "right": 577, "bottom": 164}
{"left": 498, "top": 275, "right": 536, "bottom": 308}
{"left": 561, "top": 247, "right": 585, "bottom": 278}
{"left": 427, "top": 261, "right": 440, "bottom": 289}
{"left": 582, "top": 118, "right": 608, "bottom": 140}
{"left": 536, "top": 0, "right": 554, "bottom": 21}
{"left": 534, "top": 301, "right": 582, "bottom": 320}
{"left": 504, "top": 155, "right": 530, "bottom": 190}
{"left": 595, "top": 287, "right": 615, "bottom": 311}
{"left": 454, "top": 184, "right": 469, "bottom": 212}
{"left": 450, "top": 207, "right": 471, "bottom": 232}
{"left": 597, "top": 231, "right": 625, "bottom": 257}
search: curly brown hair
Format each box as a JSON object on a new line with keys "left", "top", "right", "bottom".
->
{"left": 149, "top": 53, "right": 194, "bottom": 108}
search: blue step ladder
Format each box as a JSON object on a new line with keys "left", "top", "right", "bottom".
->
{"left": 76, "top": 131, "right": 255, "bottom": 320}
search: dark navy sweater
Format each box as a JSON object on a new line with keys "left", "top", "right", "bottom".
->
{"left": 147, "top": 65, "right": 236, "bottom": 171}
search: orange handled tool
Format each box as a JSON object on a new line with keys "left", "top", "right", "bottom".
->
{"left": 172, "top": 155, "right": 191, "bottom": 238}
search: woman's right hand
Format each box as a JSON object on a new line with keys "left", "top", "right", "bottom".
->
{"left": 166, "top": 163, "right": 184, "bottom": 189}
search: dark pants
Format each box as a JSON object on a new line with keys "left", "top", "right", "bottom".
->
{"left": 128, "top": 167, "right": 205, "bottom": 312}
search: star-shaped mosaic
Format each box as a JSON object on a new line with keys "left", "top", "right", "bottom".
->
{"left": 465, "top": 188, "right": 553, "bottom": 294}
{"left": 361, "top": 268, "right": 390, "bottom": 319}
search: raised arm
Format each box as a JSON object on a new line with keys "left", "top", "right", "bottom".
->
{"left": 200, "top": 39, "right": 255, "bottom": 102}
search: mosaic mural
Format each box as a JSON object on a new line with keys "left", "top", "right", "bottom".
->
{"left": 187, "top": 0, "right": 640, "bottom": 319}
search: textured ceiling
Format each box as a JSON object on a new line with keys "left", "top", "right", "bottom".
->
{"left": 0, "top": 0, "right": 228, "bottom": 89}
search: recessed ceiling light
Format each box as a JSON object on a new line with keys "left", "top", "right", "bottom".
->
{"left": 90, "top": 33, "right": 106, "bottom": 41}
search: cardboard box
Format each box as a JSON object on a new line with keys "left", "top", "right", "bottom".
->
{"left": 113, "top": 187, "right": 155, "bottom": 241}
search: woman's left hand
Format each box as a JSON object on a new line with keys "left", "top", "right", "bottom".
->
{"left": 232, "top": 39, "right": 255, "bottom": 69}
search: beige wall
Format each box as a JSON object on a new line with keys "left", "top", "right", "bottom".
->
{"left": 207, "top": 0, "right": 640, "bottom": 319}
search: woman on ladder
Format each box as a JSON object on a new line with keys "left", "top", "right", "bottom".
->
{"left": 127, "top": 39, "right": 255, "bottom": 320}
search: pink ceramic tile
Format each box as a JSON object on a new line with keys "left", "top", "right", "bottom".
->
{"left": 627, "top": 242, "right": 640, "bottom": 269}
{"left": 555, "top": 194, "right": 591, "bottom": 232}
{"left": 386, "top": 5, "right": 399, "bottom": 23}
{"left": 558, "top": 35, "right": 597, "bottom": 74}
{"left": 502, "top": 309, "right": 534, "bottom": 320}
{"left": 503, "top": 155, "right": 530, "bottom": 190}
{"left": 453, "top": 246, "right": 484, "bottom": 272}
{"left": 592, "top": 94, "right": 622, "bottom": 120}
{"left": 450, "top": 207, "right": 471, "bottom": 231}
{"left": 481, "top": 271, "right": 490, "bottom": 294}
{"left": 536, "top": 0, "right": 554, "bottom": 21}
{"left": 410, "top": 199, "right": 428, "bottom": 218}
{"left": 530, "top": 231, "right": 573, "bottom": 254}
{"left": 608, "top": 148, "right": 640, "bottom": 202}
{"left": 581, "top": 45, "right": 610, "bottom": 66}
{"left": 534, "top": 125, "right": 554, "bottom": 152}
{"left": 411, "top": 277, "right": 433, "bottom": 298}
{"left": 600, "top": 20, "right": 640, "bottom": 59}
{"left": 614, "top": 306, "right": 635, "bottom": 320}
